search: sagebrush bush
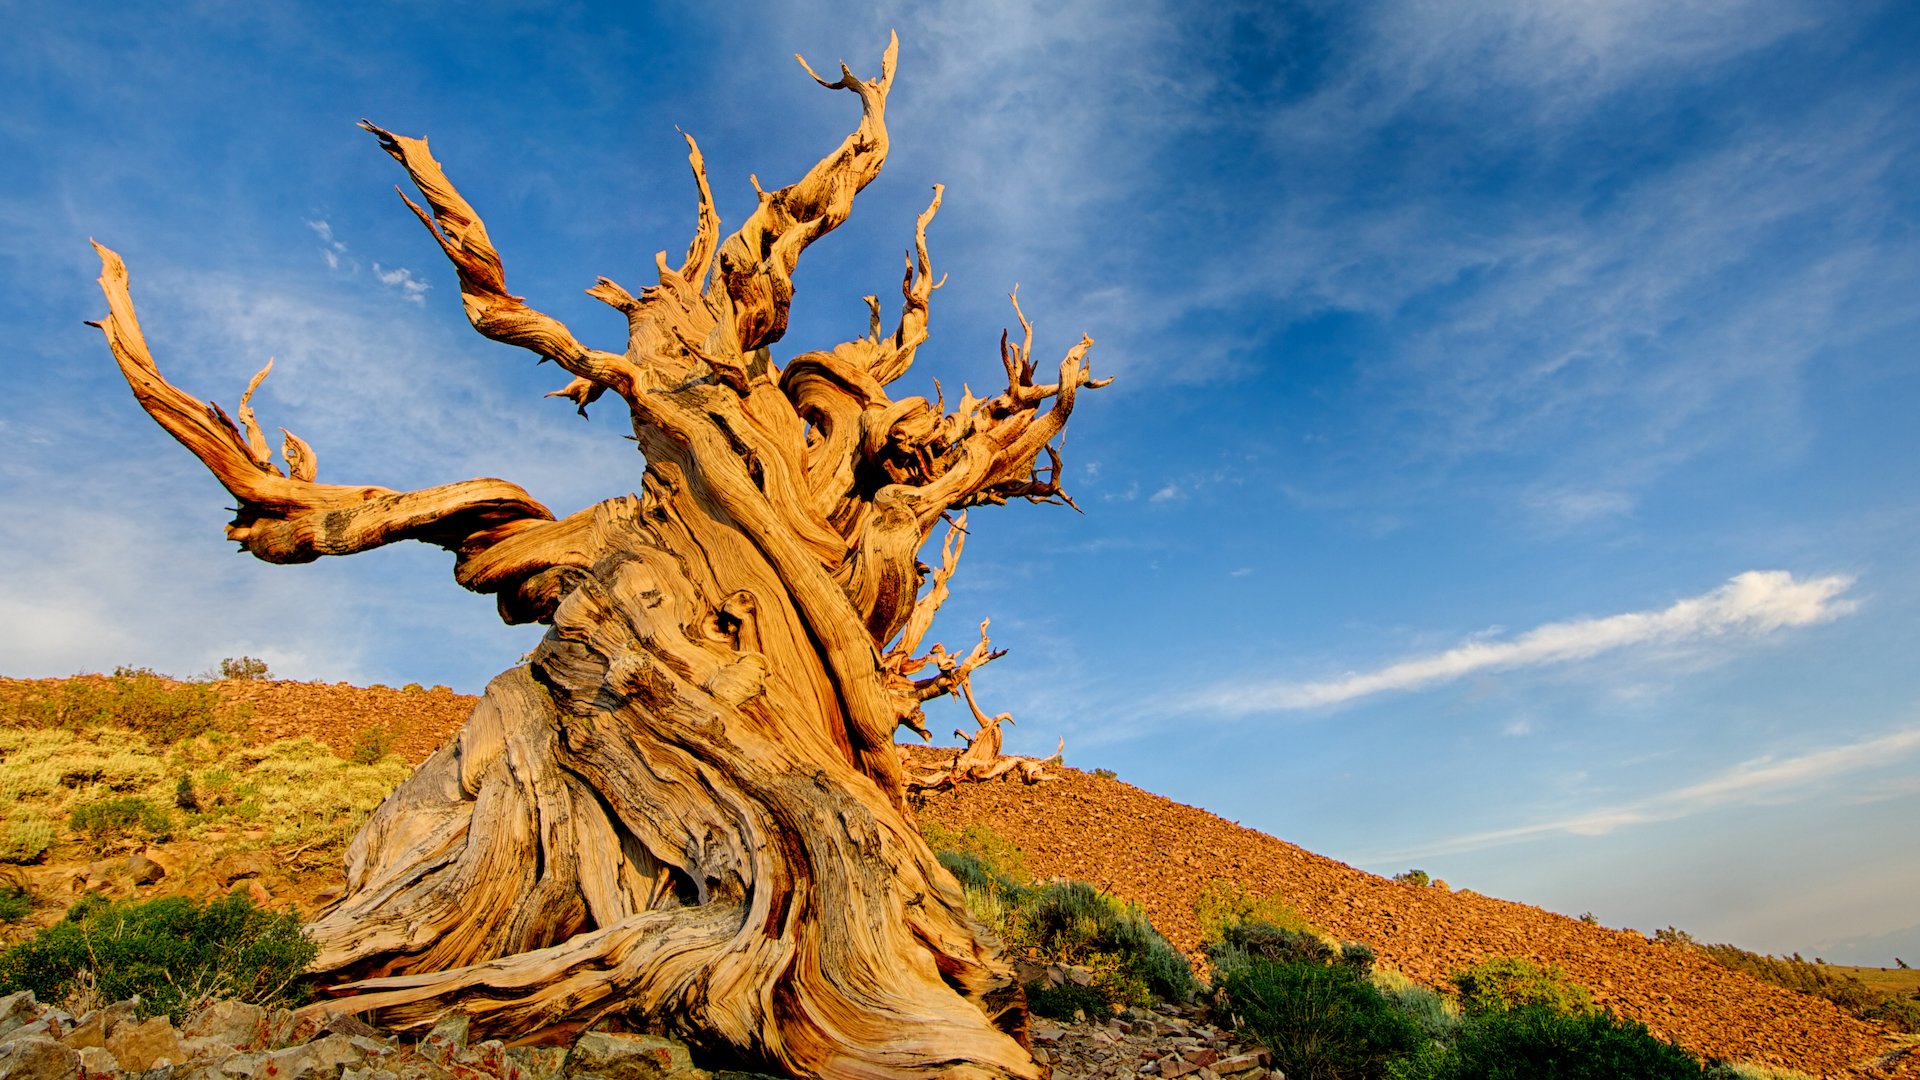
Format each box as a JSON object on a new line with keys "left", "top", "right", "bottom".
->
{"left": 217, "top": 656, "right": 271, "bottom": 680}
{"left": 0, "top": 891, "right": 316, "bottom": 1021}
{"left": 1450, "top": 956, "right": 1595, "bottom": 1018}
{"left": 69, "top": 796, "right": 171, "bottom": 843}
{"left": 1027, "top": 980, "right": 1109, "bottom": 1021}
{"left": 921, "top": 821, "right": 1029, "bottom": 883}
{"left": 1207, "top": 918, "right": 1339, "bottom": 982}
{"left": 0, "top": 883, "right": 31, "bottom": 923}
{"left": 349, "top": 725, "right": 393, "bottom": 766}
{"left": 1388, "top": 1005, "right": 1705, "bottom": 1080}
{"left": 1224, "top": 958, "right": 1422, "bottom": 1080}
{"left": 1020, "top": 880, "right": 1196, "bottom": 1005}
{"left": 1193, "top": 879, "right": 1321, "bottom": 943}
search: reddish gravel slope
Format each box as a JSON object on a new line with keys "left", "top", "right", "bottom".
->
{"left": 9, "top": 676, "right": 1911, "bottom": 1076}
{"left": 912, "top": 763, "right": 1915, "bottom": 1078}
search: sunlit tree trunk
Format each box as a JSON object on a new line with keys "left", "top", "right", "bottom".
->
{"left": 92, "top": 36, "right": 1102, "bottom": 1078}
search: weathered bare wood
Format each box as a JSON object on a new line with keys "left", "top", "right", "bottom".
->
{"left": 95, "top": 36, "right": 1104, "bottom": 1079}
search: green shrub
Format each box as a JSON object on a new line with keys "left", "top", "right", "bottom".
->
{"left": 1193, "top": 879, "right": 1321, "bottom": 943}
{"left": 1224, "top": 959, "right": 1422, "bottom": 1080}
{"left": 1389, "top": 1006, "right": 1705, "bottom": 1080}
{"left": 1208, "top": 918, "right": 1339, "bottom": 982}
{"left": 68, "top": 796, "right": 172, "bottom": 843}
{"left": 1451, "top": 957, "right": 1595, "bottom": 1018}
{"left": 348, "top": 726, "right": 393, "bottom": 766}
{"left": 218, "top": 657, "right": 271, "bottom": 680}
{"left": 1091, "top": 768, "right": 1117, "bottom": 781}
{"left": 1394, "top": 869, "right": 1430, "bottom": 887}
{"left": 0, "top": 883, "right": 31, "bottom": 923}
{"left": 920, "top": 822, "right": 1029, "bottom": 884}
{"left": 1026, "top": 980, "right": 1109, "bottom": 1020}
{"left": 0, "top": 891, "right": 316, "bottom": 1021}
{"left": 0, "top": 819, "right": 54, "bottom": 865}
{"left": 174, "top": 774, "right": 200, "bottom": 812}
{"left": 1372, "top": 972, "right": 1461, "bottom": 1043}
{"left": 1863, "top": 993, "right": 1920, "bottom": 1033}
{"left": 1019, "top": 881, "right": 1196, "bottom": 1005}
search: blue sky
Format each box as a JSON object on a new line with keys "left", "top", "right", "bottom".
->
{"left": 5, "top": 2, "right": 1919, "bottom": 965}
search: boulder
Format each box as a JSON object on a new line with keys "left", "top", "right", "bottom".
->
{"left": 562, "top": 1032, "right": 703, "bottom": 1080}
{"left": 256, "top": 1034, "right": 366, "bottom": 1080}
{"left": 0, "top": 1036, "right": 80, "bottom": 1080}
{"left": 183, "top": 1002, "right": 267, "bottom": 1050}
{"left": 105, "top": 1015, "right": 183, "bottom": 1071}
{"left": 0, "top": 993, "right": 38, "bottom": 1040}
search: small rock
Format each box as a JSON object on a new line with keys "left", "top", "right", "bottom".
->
{"left": 1029, "top": 1024, "right": 1066, "bottom": 1045}
{"left": 418, "top": 1015, "right": 468, "bottom": 1064}
{"left": 0, "top": 1036, "right": 80, "bottom": 1080}
{"left": 75, "top": 1044, "right": 119, "bottom": 1078}
{"left": 319, "top": 1013, "right": 380, "bottom": 1041}
{"left": 1184, "top": 1048, "right": 1219, "bottom": 1068}
{"left": 213, "top": 1051, "right": 263, "bottom": 1078}
{"left": 1160, "top": 1055, "right": 1204, "bottom": 1080}
{"left": 258, "top": 1033, "right": 366, "bottom": 1080}
{"left": 1, "top": 1020, "right": 64, "bottom": 1047}
{"left": 503, "top": 1045, "right": 566, "bottom": 1080}
{"left": 106, "top": 1015, "right": 183, "bottom": 1072}
{"left": 244, "top": 881, "right": 272, "bottom": 907}
{"left": 562, "top": 1032, "right": 694, "bottom": 1080}
{"left": 1213, "top": 1051, "right": 1267, "bottom": 1076}
{"left": 0, "top": 993, "right": 38, "bottom": 1040}
{"left": 127, "top": 854, "right": 167, "bottom": 886}
{"left": 184, "top": 1001, "right": 269, "bottom": 1050}
{"left": 212, "top": 852, "right": 271, "bottom": 886}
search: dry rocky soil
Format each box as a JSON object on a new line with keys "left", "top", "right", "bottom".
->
{"left": 3, "top": 676, "right": 1917, "bottom": 1079}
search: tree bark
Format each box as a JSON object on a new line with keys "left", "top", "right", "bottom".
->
{"left": 92, "top": 35, "right": 1103, "bottom": 1078}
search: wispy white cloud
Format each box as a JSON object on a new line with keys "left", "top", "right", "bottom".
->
{"left": 1194, "top": 571, "right": 1858, "bottom": 714}
{"left": 371, "top": 262, "right": 429, "bottom": 305}
{"left": 1363, "top": 724, "right": 1920, "bottom": 861}
{"left": 304, "top": 216, "right": 430, "bottom": 304}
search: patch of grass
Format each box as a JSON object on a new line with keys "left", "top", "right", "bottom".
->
{"left": 0, "top": 722, "right": 409, "bottom": 855}
{"left": 0, "top": 818, "right": 55, "bottom": 865}
{"left": 0, "top": 891, "right": 316, "bottom": 1022}
{"left": 1389, "top": 1006, "right": 1706, "bottom": 1080}
{"left": 1450, "top": 956, "right": 1595, "bottom": 1018}
{"left": 920, "top": 821, "right": 1029, "bottom": 884}
{"left": 69, "top": 796, "right": 172, "bottom": 844}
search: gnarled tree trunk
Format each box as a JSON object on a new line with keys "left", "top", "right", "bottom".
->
{"left": 91, "top": 36, "right": 1104, "bottom": 1078}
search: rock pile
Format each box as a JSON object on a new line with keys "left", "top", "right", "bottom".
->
{"left": 0, "top": 991, "right": 727, "bottom": 1080}
{"left": 0, "top": 988, "right": 1284, "bottom": 1080}
{"left": 1029, "top": 999, "right": 1273, "bottom": 1080}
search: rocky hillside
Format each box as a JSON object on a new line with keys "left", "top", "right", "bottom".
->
{"left": 4, "top": 675, "right": 1915, "bottom": 1076}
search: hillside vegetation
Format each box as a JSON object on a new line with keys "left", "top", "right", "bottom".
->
{"left": 0, "top": 671, "right": 1913, "bottom": 1077}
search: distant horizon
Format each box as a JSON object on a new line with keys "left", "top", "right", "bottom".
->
{"left": 5, "top": 2, "right": 1918, "bottom": 967}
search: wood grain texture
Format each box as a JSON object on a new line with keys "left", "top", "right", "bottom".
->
{"left": 94, "top": 34, "right": 1102, "bottom": 1078}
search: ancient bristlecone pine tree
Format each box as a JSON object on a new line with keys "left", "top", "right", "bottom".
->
{"left": 91, "top": 37, "right": 1104, "bottom": 1080}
